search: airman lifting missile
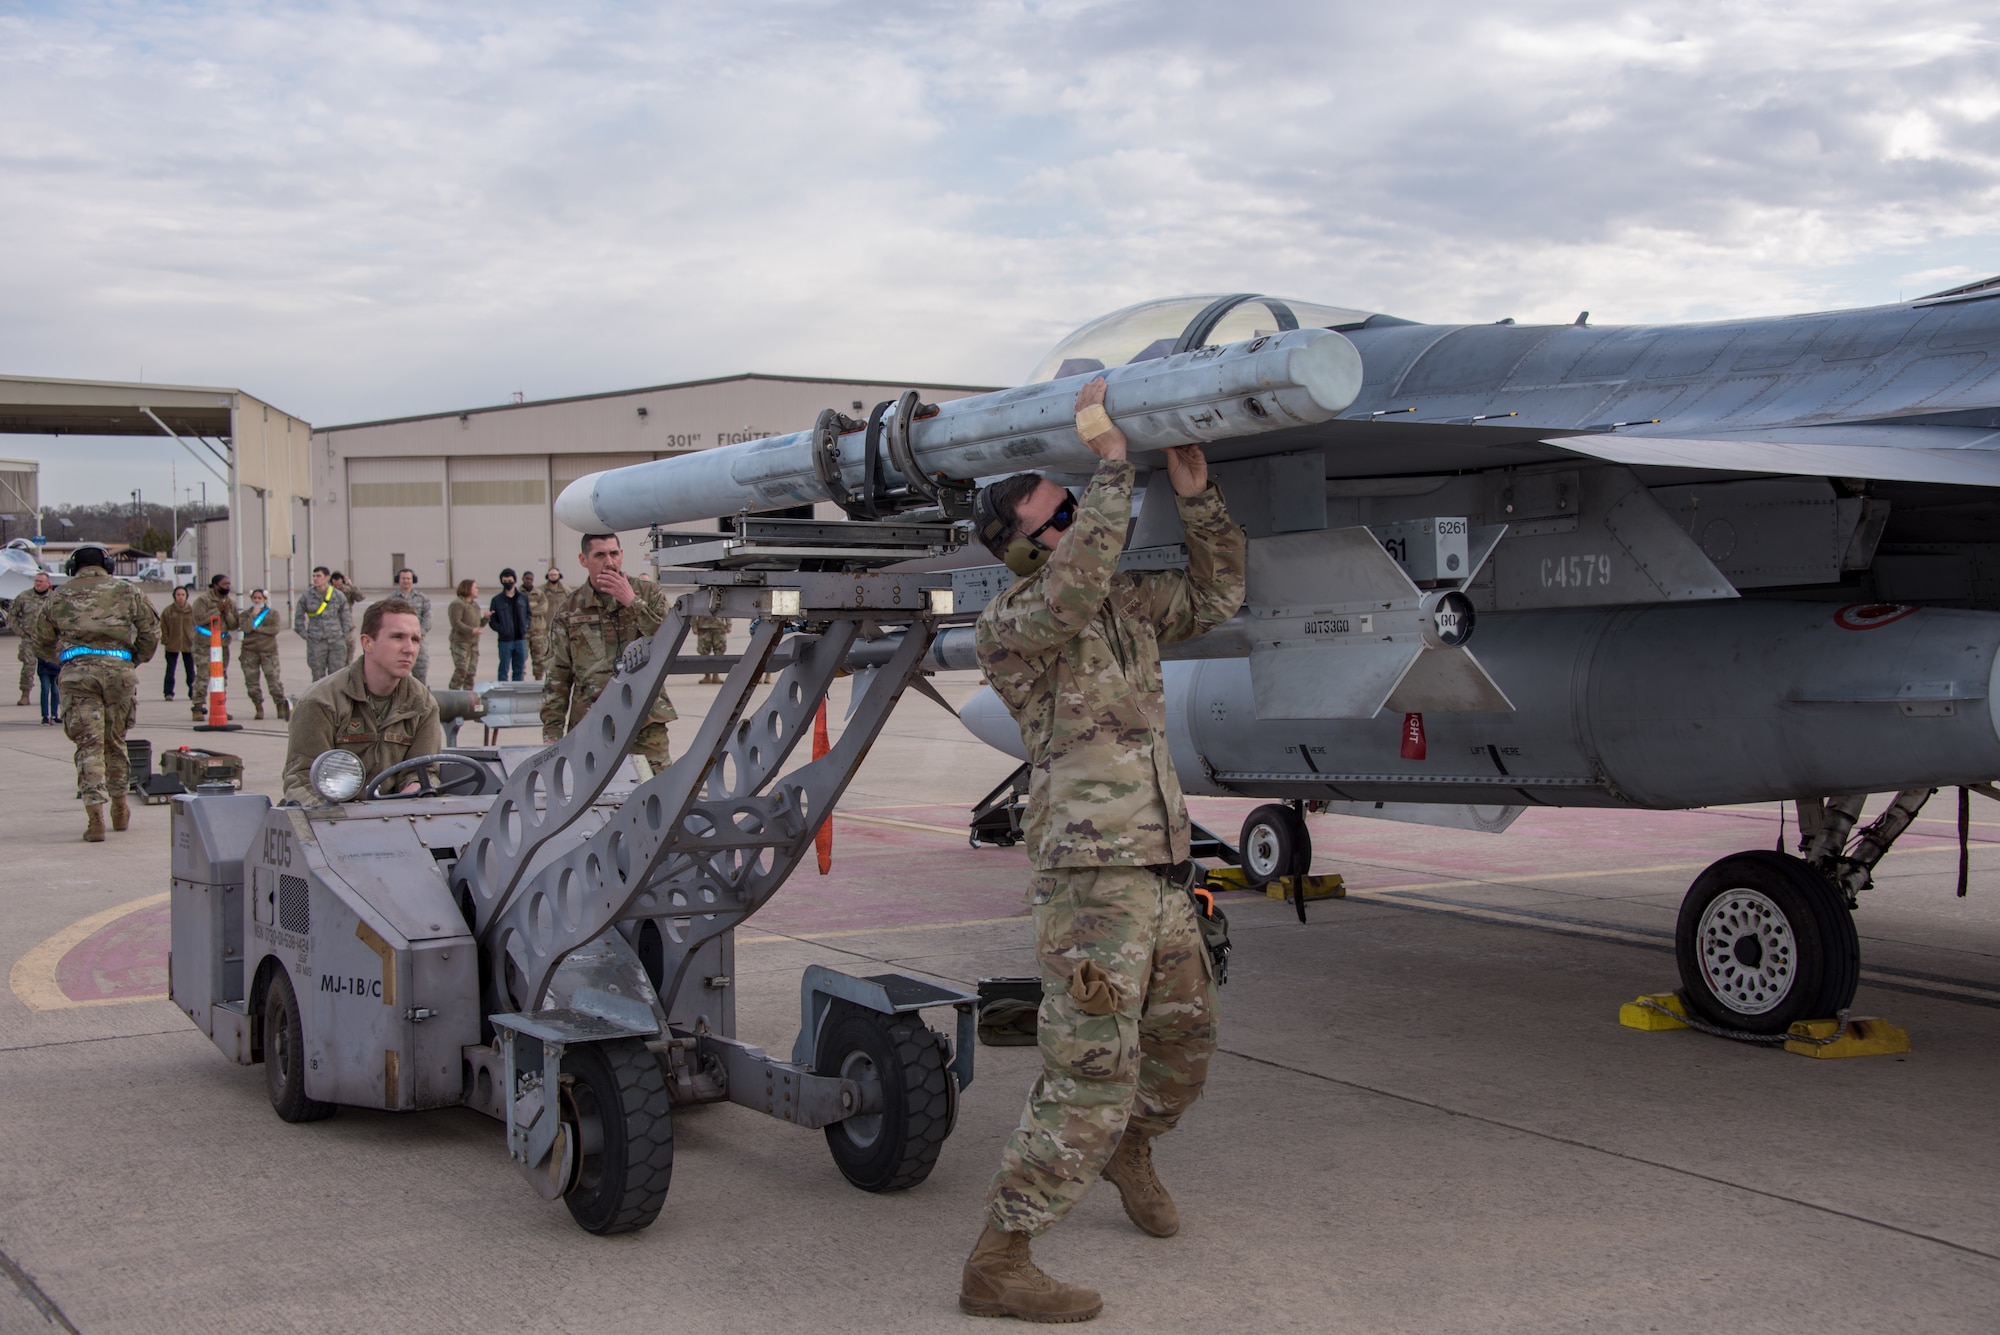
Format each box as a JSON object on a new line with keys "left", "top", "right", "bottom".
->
{"left": 552, "top": 327, "right": 1364, "bottom": 531}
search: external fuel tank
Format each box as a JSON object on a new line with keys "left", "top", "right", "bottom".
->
{"left": 960, "top": 601, "right": 2000, "bottom": 809}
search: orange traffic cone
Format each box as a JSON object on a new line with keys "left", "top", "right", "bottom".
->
{"left": 813, "top": 700, "right": 832, "bottom": 875}
{"left": 193, "top": 615, "right": 242, "bottom": 733}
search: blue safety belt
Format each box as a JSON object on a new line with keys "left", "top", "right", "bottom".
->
{"left": 250, "top": 608, "right": 270, "bottom": 629}
{"left": 59, "top": 647, "right": 133, "bottom": 663}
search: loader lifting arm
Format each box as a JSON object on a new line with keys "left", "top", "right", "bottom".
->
{"left": 444, "top": 563, "right": 975, "bottom": 1231}
{"left": 468, "top": 579, "right": 939, "bottom": 1018}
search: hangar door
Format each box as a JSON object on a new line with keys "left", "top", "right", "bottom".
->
{"left": 450, "top": 456, "right": 551, "bottom": 590}
{"left": 348, "top": 457, "right": 448, "bottom": 593}
{"left": 550, "top": 452, "right": 657, "bottom": 575}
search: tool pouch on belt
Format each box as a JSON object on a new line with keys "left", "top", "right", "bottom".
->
{"left": 1192, "top": 891, "right": 1231, "bottom": 984}
{"left": 1151, "top": 860, "right": 1232, "bottom": 985}
{"left": 1188, "top": 878, "right": 1232, "bottom": 986}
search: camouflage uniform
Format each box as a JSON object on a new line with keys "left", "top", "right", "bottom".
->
{"left": 294, "top": 584, "right": 352, "bottom": 681}
{"left": 692, "top": 615, "right": 729, "bottom": 656}
{"left": 447, "top": 595, "right": 485, "bottom": 689}
{"left": 340, "top": 583, "right": 364, "bottom": 663}
{"left": 692, "top": 614, "right": 728, "bottom": 682}
{"left": 541, "top": 578, "right": 678, "bottom": 770}
{"left": 239, "top": 602, "right": 288, "bottom": 718}
{"left": 189, "top": 586, "right": 239, "bottom": 674}
{"left": 281, "top": 658, "right": 442, "bottom": 804}
{"left": 526, "top": 581, "right": 555, "bottom": 679}
{"left": 188, "top": 583, "right": 239, "bottom": 707}
{"left": 31, "top": 567, "right": 161, "bottom": 809}
{"left": 398, "top": 588, "right": 434, "bottom": 684}
{"left": 13, "top": 585, "right": 49, "bottom": 704}
{"left": 974, "top": 458, "right": 1245, "bottom": 1238}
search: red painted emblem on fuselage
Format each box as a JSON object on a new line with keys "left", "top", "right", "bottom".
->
{"left": 1834, "top": 603, "right": 1919, "bottom": 631}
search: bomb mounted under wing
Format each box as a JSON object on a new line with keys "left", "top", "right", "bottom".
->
{"left": 561, "top": 285, "right": 2000, "bottom": 1039}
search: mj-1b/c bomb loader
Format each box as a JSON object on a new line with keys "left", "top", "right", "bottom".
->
{"left": 170, "top": 548, "right": 978, "bottom": 1234}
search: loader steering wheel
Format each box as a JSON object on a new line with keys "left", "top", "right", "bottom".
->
{"left": 361, "top": 753, "right": 504, "bottom": 800}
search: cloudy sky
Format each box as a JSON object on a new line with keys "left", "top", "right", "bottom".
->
{"left": 2, "top": 0, "right": 1997, "bottom": 503}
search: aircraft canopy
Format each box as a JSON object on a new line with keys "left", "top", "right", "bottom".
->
{"left": 1026, "top": 293, "right": 1379, "bottom": 384}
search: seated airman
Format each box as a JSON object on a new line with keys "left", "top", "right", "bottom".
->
{"left": 282, "top": 597, "right": 442, "bottom": 804}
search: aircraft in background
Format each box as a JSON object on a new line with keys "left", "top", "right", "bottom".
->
{"left": 0, "top": 539, "right": 60, "bottom": 616}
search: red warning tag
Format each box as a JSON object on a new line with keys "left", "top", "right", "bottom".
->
{"left": 1401, "top": 712, "right": 1427, "bottom": 761}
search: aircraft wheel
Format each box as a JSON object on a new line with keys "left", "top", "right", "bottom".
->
{"left": 817, "top": 1001, "right": 953, "bottom": 1193}
{"left": 560, "top": 1037, "right": 674, "bottom": 1235}
{"left": 263, "top": 967, "right": 336, "bottom": 1123}
{"left": 1675, "top": 851, "right": 1859, "bottom": 1036}
{"left": 1239, "top": 803, "right": 1310, "bottom": 887}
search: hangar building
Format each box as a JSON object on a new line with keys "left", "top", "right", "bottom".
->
{"left": 0, "top": 373, "right": 312, "bottom": 600}
{"left": 309, "top": 373, "right": 996, "bottom": 592}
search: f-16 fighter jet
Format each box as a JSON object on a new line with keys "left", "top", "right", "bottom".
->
{"left": 560, "top": 280, "right": 2000, "bottom": 1037}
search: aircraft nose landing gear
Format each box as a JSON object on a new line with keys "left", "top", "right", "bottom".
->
{"left": 1674, "top": 851, "right": 1858, "bottom": 1035}
{"left": 1697, "top": 887, "right": 1798, "bottom": 1017}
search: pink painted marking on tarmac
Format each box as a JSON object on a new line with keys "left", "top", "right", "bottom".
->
{"left": 62, "top": 801, "right": 1932, "bottom": 987}
{"left": 750, "top": 812, "right": 1032, "bottom": 935}
{"left": 56, "top": 900, "right": 171, "bottom": 1002}
{"left": 41, "top": 814, "right": 1032, "bottom": 993}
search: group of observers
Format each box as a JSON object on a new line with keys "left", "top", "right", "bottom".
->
{"left": 157, "top": 575, "right": 296, "bottom": 719}
{"left": 445, "top": 566, "right": 565, "bottom": 688}
{"left": 281, "top": 531, "right": 663, "bottom": 800}
{"left": 16, "top": 536, "right": 676, "bottom": 813}
{"left": 104, "top": 560, "right": 580, "bottom": 713}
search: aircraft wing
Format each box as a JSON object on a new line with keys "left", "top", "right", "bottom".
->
{"left": 1552, "top": 423, "right": 2000, "bottom": 486}
{"left": 1175, "top": 417, "right": 2000, "bottom": 487}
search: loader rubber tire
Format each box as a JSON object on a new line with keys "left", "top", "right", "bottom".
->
{"left": 817, "top": 1000, "right": 953, "bottom": 1193}
{"left": 560, "top": 1037, "right": 673, "bottom": 1235}
{"left": 264, "top": 968, "right": 336, "bottom": 1123}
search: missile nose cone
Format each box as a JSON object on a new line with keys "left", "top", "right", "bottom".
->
{"left": 554, "top": 471, "right": 607, "bottom": 532}
{"left": 1290, "top": 330, "right": 1365, "bottom": 413}
{"left": 960, "top": 686, "right": 1029, "bottom": 761}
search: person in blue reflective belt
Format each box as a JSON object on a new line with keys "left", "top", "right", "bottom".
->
{"left": 29, "top": 546, "right": 160, "bottom": 841}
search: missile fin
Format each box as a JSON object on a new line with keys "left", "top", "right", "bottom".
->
{"left": 1249, "top": 640, "right": 1418, "bottom": 720}
{"left": 1384, "top": 645, "right": 1515, "bottom": 714}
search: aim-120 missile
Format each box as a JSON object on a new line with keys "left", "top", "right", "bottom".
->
{"left": 553, "top": 327, "right": 1363, "bottom": 532}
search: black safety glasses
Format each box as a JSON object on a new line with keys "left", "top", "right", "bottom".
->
{"left": 1024, "top": 491, "right": 1077, "bottom": 547}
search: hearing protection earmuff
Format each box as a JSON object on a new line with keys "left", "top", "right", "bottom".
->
{"left": 974, "top": 486, "right": 1054, "bottom": 578}
{"left": 64, "top": 545, "right": 111, "bottom": 577}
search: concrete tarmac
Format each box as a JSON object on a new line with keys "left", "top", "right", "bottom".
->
{"left": 3, "top": 622, "right": 1999, "bottom": 1332}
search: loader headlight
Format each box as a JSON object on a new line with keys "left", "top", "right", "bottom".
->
{"left": 310, "top": 749, "right": 367, "bottom": 803}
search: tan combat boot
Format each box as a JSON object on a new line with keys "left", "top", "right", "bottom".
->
{"left": 109, "top": 795, "right": 130, "bottom": 832}
{"left": 277, "top": 696, "right": 291, "bottom": 721}
{"left": 1100, "top": 1132, "right": 1179, "bottom": 1237}
{"left": 959, "top": 1225, "right": 1102, "bottom": 1323}
{"left": 83, "top": 804, "right": 106, "bottom": 843}
{"left": 17, "top": 689, "right": 28, "bottom": 706}
{"left": 254, "top": 701, "right": 265, "bottom": 720}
